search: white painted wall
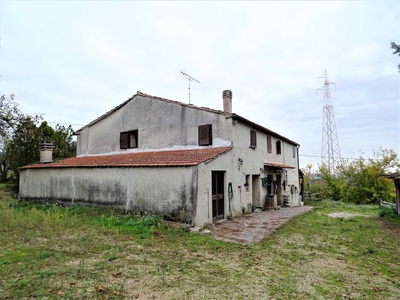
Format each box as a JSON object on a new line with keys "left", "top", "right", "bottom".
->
{"left": 76, "top": 96, "right": 232, "bottom": 156}
{"left": 19, "top": 166, "right": 199, "bottom": 223}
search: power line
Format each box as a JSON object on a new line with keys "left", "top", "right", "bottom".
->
{"left": 270, "top": 83, "right": 318, "bottom": 128}
{"left": 300, "top": 154, "right": 357, "bottom": 160}
{"left": 336, "top": 73, "right": 399, "bottom": 91}
{"left": 332, "top": 57, "right": 397, "bottom": 80}
{"left": 275, "top": 72, "right": 398, "bottom": 134}
{"left": 276, "top": 94, "right": 319, "bottom": 134}
{"left": 47, "top": 122, "right": 85, "bottom": 126}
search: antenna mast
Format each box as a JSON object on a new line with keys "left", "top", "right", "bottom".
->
{"left": 317, "top": 69, "right": 341, "bottom": 172}
{"left": 181, "top": 71, "right": 200, "bottom": 104}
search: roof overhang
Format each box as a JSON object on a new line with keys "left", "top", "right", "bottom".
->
{"left": 264, "top": 162, "right": 295, "bottom": 169}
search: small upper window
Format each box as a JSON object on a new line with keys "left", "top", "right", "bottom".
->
{"left": 276, "top": 140, "right": 281, "bottom": 155}
{"left": 120, "top": 130, "right": 138, "bottom": 149}
{"left": 267, "top": 136, "right": 272, "bottom": 153}
{"left": 293, "top": 145, "right": 296, "bottom": 158}
{"left": 198, "top": 124, "right": 212, "bottom": 146}
{"left": 250, "top": 130, "right": 257, "bottom": 149}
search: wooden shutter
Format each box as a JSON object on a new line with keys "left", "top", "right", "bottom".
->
{"left": 267, "top": 136, "right": 272, "bottom": 153}
{"left": 198, "top": 124, "right": 212, "bottom": 146}
{"left": 250, "top": 130, "right": 257, "bottom": 149}
{"left": 120, "top": 132, "right": 129, "bottom": 149}
{"left": 129, "top": 131, "right": 138, "bottom": 148}
{"left": 276, "top": 141, "right": 281, "bottom": 154}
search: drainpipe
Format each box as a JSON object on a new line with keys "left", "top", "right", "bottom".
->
{"left": 71, "top": 168, "right": 75, "bottom": 205}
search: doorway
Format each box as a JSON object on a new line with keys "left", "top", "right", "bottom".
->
{"left": 212, "top": 171, "right": 225, "bottom": 222}
{"left": 276, "top": 174, "right": 282, "bottom": 206}
{"left": 252, "top": 174, "right": 261, "bottom": 208}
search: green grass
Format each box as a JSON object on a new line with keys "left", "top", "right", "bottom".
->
{"left": 1, "top": 190, "right": 400, "bottom": 299}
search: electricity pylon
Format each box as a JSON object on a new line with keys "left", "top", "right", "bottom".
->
{"left": 318, "top": 69, "right": 341, "bottom": 172}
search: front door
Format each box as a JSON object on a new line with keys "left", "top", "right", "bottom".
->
{"left": 212, "top": 171, "right": 224, "bottom": 222}
{"left": 277, "top": 175, "right": 282, "bottom": 206}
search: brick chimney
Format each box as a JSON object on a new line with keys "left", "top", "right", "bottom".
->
{"left": 222, "top": 90, "right": 232, "bottom": 114}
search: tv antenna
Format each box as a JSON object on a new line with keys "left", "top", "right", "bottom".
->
{"left": 181, "top": 71, "right": 200, "bottom": 104}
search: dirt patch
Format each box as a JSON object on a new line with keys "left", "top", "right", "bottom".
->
{"left": 375, "top": 217, "right": 400, "bottom": 239}
{"left": 327, "top": 212, "right": 368, "bottom": 218}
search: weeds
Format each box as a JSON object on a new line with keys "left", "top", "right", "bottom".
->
{"left": 0, "top": 187, "right": 399, "bottom": 299}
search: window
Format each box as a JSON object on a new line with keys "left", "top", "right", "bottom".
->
{"left": 293, "top": 145, "right": 296, "bottom": 158}
{"left": 120, "top": 130, "right": 138, "bottom": 149}
{"left": 198, "top": 124, "right": 212, "bottom": 146}
{"left": 276, "top": 140, "right": 281, "bottom": 155}
{"left": 250, "top": 130, "right": 257, "bottom": 149}
{"left": 267, "top": 136, "right": 272, "bottom": 153}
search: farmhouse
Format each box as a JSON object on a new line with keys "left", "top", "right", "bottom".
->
{"left": 19, "top": 90, "right": 301, "bottom": 226}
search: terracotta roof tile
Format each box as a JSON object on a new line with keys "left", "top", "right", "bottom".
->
{"left": 21, "top": 146, "right": 232, "bottom": 169}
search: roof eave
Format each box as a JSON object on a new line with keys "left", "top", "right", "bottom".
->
{"left": 232, "top": 113, "right": 299, "bottom": 146}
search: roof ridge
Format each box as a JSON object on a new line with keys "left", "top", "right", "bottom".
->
{"left": 74, "top": 91, "right": 225, "bottom": 134}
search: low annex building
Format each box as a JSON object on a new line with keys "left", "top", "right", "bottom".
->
{"left": 19, "top": 90, "right": 301, "bottom": 226}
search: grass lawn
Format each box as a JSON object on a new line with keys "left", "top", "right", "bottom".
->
{"left": 1, "top": 188, "right": 399, "bottom": 299}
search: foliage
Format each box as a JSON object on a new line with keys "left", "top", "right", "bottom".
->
{"left": 317, "top": 148, "right": 399, "bottom": 204}
{"left": 0, "top": 94, "right": 42, "bottom": 184}
{"left": 391, "top": 41, "right": 400, "bottom": 72}
{"left": 37, "top": 121, "right": 77, "bottom": 160}
{"left": 0, "top": 94, "right": 42, "bottom": 137}
{"left": 0, "top": 117, "right": 76, "bottom": 185}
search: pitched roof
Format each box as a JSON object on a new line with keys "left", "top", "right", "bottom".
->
{"left": 20, "top": 146, "right": 232, "bottom": 169}
{"left": 73, "top": 91, "right": 299, "bottom": 145}
{"left": 74, "top": 91, "right": 225, "bottom": 135}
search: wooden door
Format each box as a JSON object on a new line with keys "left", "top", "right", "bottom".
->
{"left": 212, "top": 171, "right": 224, "bottom": 222}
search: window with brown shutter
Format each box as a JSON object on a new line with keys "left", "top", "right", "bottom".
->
{"left": 250, "top": 130, "right": 257, "bottom": 149}
{"left": 120, "top": 130, "right": 138, "bottom": 149}
{"left": 267, "top": 136, "right": 272, "bottom": 153}
{"left": 276, "top": 140, "right": 281, "bottom": 154}
{"left": 198, "top": 124, "right": 212, "bottom": 146}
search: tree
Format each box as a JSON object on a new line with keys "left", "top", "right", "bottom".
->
{"left": 6, "top": 117, "right": 40, "bottom": 184}
{"left": 37, "top": 121, "right": 77, "bottom": 160}
{"left": 0, "top": 94, "right": 42, "bottom": 184}
{"left": 0, "top": 94, "right": 76, "bottom": 184}
{"left": 0, "top": 94, "right": 41, "bottom": 137}
{"left": 391, "top": 42, "right": 400, "bottom": 72}
{"left": 317, "top": 148, "right": 399, "bottom": 204}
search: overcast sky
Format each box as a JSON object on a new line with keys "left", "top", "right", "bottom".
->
{"left": 0, "top": 1, "right": 399, "bottom": 170}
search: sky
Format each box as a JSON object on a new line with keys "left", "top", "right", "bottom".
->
{"left": 0, "top": 1, "right": 399, "bottom": 171}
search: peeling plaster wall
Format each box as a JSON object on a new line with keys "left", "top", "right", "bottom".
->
{"left": 76, "top": 96, "right": 232, "bottom": 156}
{"left": 231, "top": 121, "right": 300, "bottom": 208}
{"left": 19, "top": 166, "right": 198, "bottom": 222}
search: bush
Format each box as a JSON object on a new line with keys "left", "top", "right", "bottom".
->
{"left": 314, "top": 148, "right": 399, "bottom": 205}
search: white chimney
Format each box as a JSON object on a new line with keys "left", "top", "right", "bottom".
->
{"left": 222, "top": 90, "right": 232, "bottom": 114}
{"left": 39, "top": 141, "right": 53, "bottom": 163}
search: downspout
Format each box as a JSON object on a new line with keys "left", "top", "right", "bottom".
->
{"left": 124, "top": 173, "right": 130, "bottom": 213}
{"left": 297, "top": 144, "right": 301, "bottom": 199}
{"left": 71, "top": 168, "right": 75, "bottom": 205}
{"left": 207, "top": 188, "right": 210, "bottom": 219}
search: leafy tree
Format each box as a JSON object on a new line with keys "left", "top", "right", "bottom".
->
{"left": 0, "top": 137, "right": 10, "bottom": 182}
{"left": 0, "top": 94, "right": 76, "bottom": 184}
{"left": 317, "top": 148, "right": 399, "bottom": 204}
{"left": 52, "top": 124, "right": 77, "bottom": 160}
{"left": 37, "top": 121, "right": 77, "bottom": 160}
{"left": 0, "top": 94, "right": 41, "bottom": 137}
{"left": 391, "top": 42, "right": 400, "bottom": 72}
{"left": 6, "top": 118, "right": 40, "bottom": 184}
